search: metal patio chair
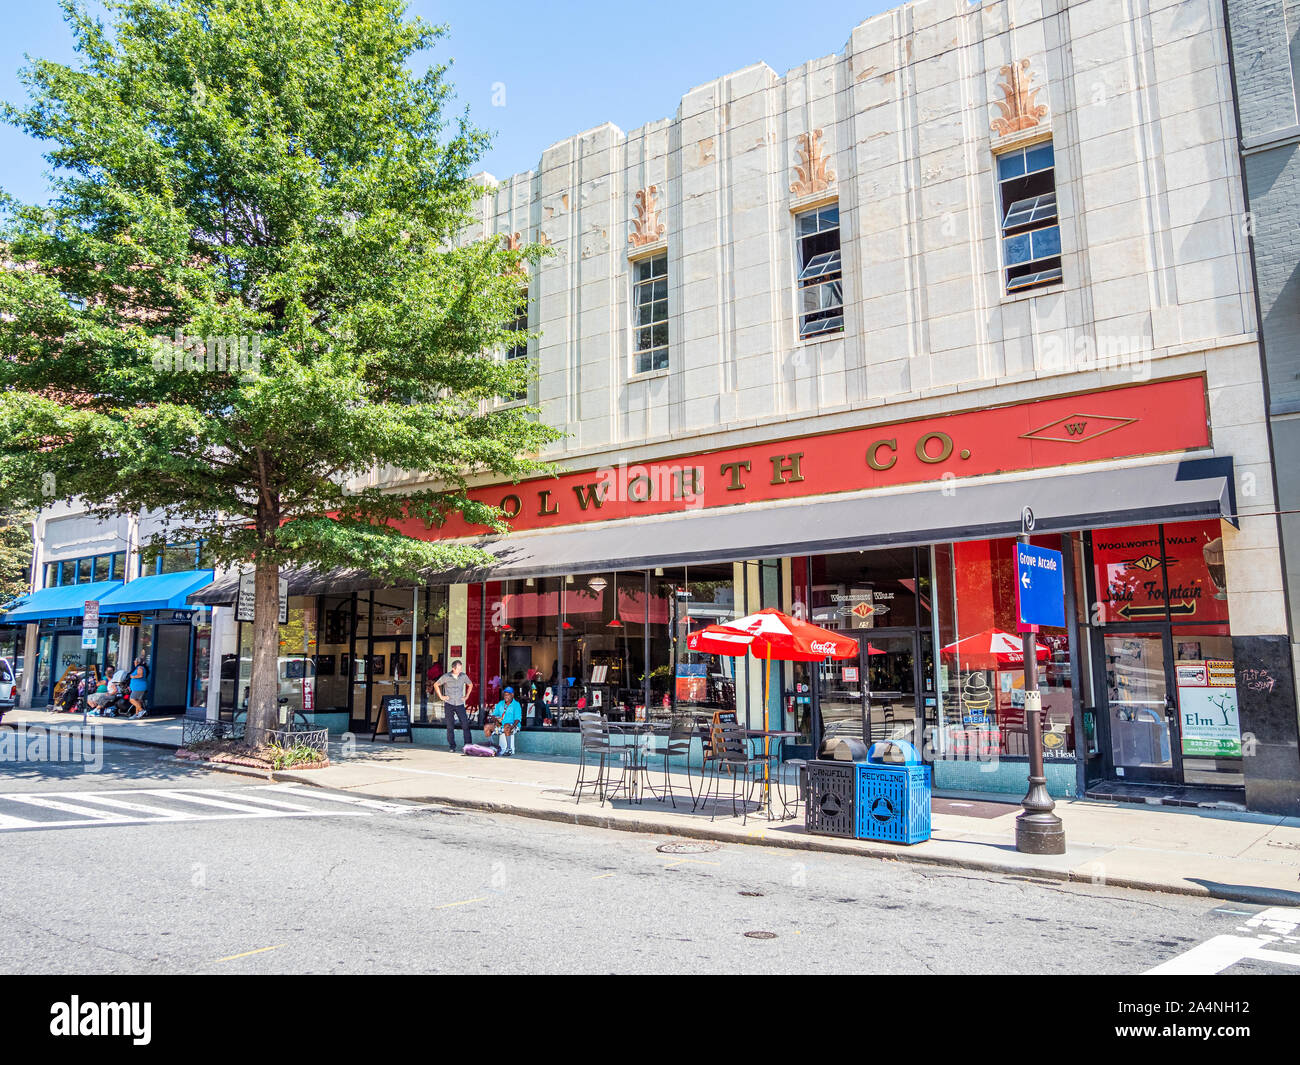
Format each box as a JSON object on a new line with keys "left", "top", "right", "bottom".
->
{"left": 573, "top": 712, "right": 618, "bottom": 805}
{"left": 698, "top": 721, "right": 775, "bottom": 826}
{"left": 647, "top": 714, "right": 696, "bottom": 809}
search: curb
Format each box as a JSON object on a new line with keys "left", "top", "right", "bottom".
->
{"left": 171, "top": 757, "right": 1300, "bottom": 908}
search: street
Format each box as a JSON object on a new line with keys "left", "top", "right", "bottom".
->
{"left": 1, "top": 742, "right": 1297, "bottom": 975}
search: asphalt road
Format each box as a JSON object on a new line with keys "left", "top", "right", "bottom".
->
{"left": 1, "top": 741, "right": 1298, "bottom": 975}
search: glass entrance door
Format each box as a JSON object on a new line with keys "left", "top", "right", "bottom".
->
{"left": 817, "top": 632, "right": 920, "bottom": 748}
{"left": 1098, "top": 631, "right": 1181, "bottom": 784}
{"left": 865, "top": 633, "right": 919, "bottom": 746}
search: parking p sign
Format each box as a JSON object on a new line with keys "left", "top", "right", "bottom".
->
{"left": 1015, "top": 544, "right": 1065, "bottom": 630}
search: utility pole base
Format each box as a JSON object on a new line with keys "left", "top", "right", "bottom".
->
{"left": 1016, "top": 813, "right": 1066, "bottom": 855}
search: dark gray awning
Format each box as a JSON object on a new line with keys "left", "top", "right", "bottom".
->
{"left": 471, "top": 457, "right": 1234, "bottom": 579}
{"left": 189, "top": 457, "right": 1233, "bottom": 600}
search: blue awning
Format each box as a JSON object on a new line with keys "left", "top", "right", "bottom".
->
{"left": 97, "top": 570, "right": 215, "bottom": 614}
{"left": 0, "top": 580, "right": 125, "bottom": 623}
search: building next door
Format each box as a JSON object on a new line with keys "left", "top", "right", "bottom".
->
{"left": 149, "top": 622, "right": 193, "bottom": 714}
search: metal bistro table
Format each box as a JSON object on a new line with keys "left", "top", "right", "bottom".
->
{"left": 690, "top": 721, "right": 800, "bottom": 820}
{"left": 607, "top": 720, "right": 669, "bottom": 804}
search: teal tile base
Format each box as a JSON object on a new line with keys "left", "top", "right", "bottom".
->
{"left": 932, "top": 758, "right": 1077, "bottom": 799}
{"left": 303, "top": 710, "right": 350, "bottom": 736}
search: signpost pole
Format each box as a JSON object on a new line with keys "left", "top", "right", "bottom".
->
{"left": 1015, "top": 510, "right": 1066, "bottom": 855}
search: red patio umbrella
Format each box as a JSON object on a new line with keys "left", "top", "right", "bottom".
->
{"left": 687, "top": 609, "right": 858, "bottom": 810}
{"left": 940, "top": 627, "right": 1049, "bottom": 669}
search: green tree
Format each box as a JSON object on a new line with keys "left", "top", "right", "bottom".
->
{"left": 0, "top": 510, "right": 33, "bottom": 610}
{"left": 0, "top": 0, "right": 557, "bottom": 741}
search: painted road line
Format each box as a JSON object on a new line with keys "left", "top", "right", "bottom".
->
{"left": 0, "top": 794, "right": 129, "bottom": 821}
{"left": 1145, "top": 935, "right": 1300, "bottom": 975}
{"left": 59, "top": 792, "right": 199, "bottom": 820}
{"left": 435, "top": 897, "right": 487, "bottom": 910}
{"left": 199, "top": 788, "right": 326, "bottom": 812}
{"left": 147, "top": 789, "right": 318, "bottom": 815}
{"left": 216, "top": 944, "right": 286, "bottom": 963}
{"left": 0, "top": 811, "right": 38, "bottom": 829}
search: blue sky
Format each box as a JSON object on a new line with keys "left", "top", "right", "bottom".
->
{"left": 0, "top": 0, "right": 898, "bottom": 205}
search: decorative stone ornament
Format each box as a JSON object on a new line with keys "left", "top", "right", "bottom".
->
{"left": 501, "top": 231, "right": 525, "bottom": 276}
{"left": 990, "top": 58, "right": 1049, "bottom": 136}
{"left": 790, "top": 130, "right": 836, "bottom": 198}
{"left": 629, "top": 186, "right": 667, "bottom": 249}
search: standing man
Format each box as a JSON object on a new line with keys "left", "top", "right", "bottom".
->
{"left": 435, "top": 659, "right": 473, "bottom": 753}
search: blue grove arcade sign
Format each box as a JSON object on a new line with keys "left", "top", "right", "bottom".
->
{"left": 1016, "top": 543, "right": 1065, "bottom": 630}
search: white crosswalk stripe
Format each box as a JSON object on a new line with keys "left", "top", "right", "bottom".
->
{"left": 0, "top": 785, "right": 374, "bottom": 832}
{"left": 1145, "top": 906, "right": 1300, "bottom": 974}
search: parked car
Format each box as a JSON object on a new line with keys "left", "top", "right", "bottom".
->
{"left": 219, "top": 654, "right": 315, "bottom": 711}
{"left": 0, "top": 657, "right": 15, "bottom": 715}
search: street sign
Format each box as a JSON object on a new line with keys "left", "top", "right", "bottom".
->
{"left": 118, "top": 612, "right": 142, "bottom": 626}
{"left": 1015, "top": 543, "right": 1065, "bottom": 630}
{"left": 82, "top": 600, "right": 100, "bottom": 649}
{"left": 237, "top": 570, "right": 289, "bottom": 624}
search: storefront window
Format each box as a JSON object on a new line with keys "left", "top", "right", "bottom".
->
{"left": 671, "top": 564, "right": 741, "bottom": 718}
{"left": 484, "top": 578, "right": 562, "bottom": 726}
{"left": 314, "top": 594, "right": 352, "bottom": 714}
{"left": 937, "top": 536, "right": 1075, "bottom": 763}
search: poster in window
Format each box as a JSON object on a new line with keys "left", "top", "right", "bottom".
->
{"left": 675, "top": 663, "right": 708, "bottom": 703}
{"left": 1091, "top": 520, "right": 1228, "bottom": 624}
{"left": 313, "top": 654, "right": 335, "bottom": 676}
{"left": 1176, "top": 659, "right": 1241, "bottom": 757}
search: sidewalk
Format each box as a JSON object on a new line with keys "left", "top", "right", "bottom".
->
{"left": 3, "top": 706, "right": 184, "bottom": 747}
{"left": 6, "top": 707, "right": 1300, "bottom": 905}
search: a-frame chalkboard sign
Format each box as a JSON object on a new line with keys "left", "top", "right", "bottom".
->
{"left": 372, "top": 694, "right": 413, "bottom": 742}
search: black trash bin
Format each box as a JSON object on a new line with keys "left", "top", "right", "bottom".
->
{"left": 804, "top": 759, "right": 858, "bottom": 837}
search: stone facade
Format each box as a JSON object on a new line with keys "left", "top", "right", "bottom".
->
{"left": 428, "top": 0, "right": 1285, "bottom": 637}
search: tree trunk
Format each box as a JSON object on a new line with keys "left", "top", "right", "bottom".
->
{"left": 245, "top": 554, "right": 281, "bottom": 747}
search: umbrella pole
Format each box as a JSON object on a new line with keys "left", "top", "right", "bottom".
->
{"left": 763, "top": 645, "right": 771, "bottom": 815}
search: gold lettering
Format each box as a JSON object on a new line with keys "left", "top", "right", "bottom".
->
{"left": 572, "top": 483, "right": 609, "bottom": 510}
{"left": 500, "top": 494, "right": 522, "bottom": 519}
{"left": 673, "top": 466, "right": 703, "bottom": 499}
{"left": 769, "top": 453, "right": 804, "bottom": 485}
{"left": 628, "top": 474, "right": 653, "bottom": 503}
{"left": 537, "top": 489, "right": 559, "bottom": 517}
{"left": 915, "top": 432, "right": 953, "bottom": 464}
{"left": 867, "top": 439, "right": 897, "bottom": 471}
{"left": 720, "top": 460, "right": 751, "bottom": 491}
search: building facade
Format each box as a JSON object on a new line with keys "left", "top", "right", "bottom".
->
{"left": 1, "top": 501, "right": 215, "bottom": 716}
{"left": 9, "top": 0, "right": 1297, "bottom": 814}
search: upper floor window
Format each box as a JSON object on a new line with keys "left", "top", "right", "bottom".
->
{"left": 795, "top": 203, "right": 844, "bottom": 340}
{"left": 157, "top": 542, "right": 202, "bottom": 575}
{"left": 997, "top": 140, "right": 1062, "bottom": 294}
{"left": 44, "top": 550, "right": 126, "bottom": 587}
{"left": 633, "top": 254, "right": 668, "bottom": 374}
{"left": 505, "top": 291, "right": 528, "bottom": 402}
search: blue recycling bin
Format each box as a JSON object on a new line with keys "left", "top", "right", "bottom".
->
{"left": 854, "top": 740, "right": 931, "bottom": 844}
